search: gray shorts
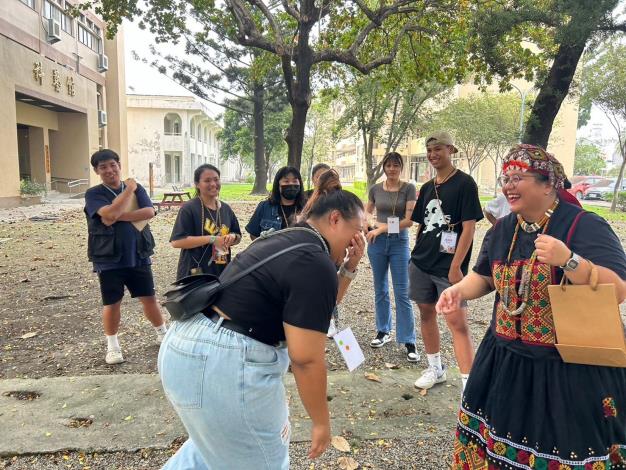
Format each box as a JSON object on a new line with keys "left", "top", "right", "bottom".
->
{"left": 408, "top": 263, "right": 468, "bottom": 307}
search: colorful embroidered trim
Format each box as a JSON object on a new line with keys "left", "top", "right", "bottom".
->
{"left": 456, "top": 406, "right": 626, "bottom": 469}
{"left": 604, "top": 398, "right": 618, "bottom": 418}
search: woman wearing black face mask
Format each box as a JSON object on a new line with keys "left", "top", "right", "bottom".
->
{"left": 245, "top": 166, "right": 305, "bottom": 240}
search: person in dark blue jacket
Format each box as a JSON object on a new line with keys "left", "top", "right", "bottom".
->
{"left": 245, "top": 166, "right": 305, "bottom": 240}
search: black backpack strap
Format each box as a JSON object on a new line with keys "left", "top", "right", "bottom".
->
{"left": 218, "top": 242, "right": 320, "bottom": 290}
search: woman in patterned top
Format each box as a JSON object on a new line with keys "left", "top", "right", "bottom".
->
{"left": 438, "top": 144, "right": 626, "bottom": 470}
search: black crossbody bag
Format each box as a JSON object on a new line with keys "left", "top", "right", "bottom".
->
{"left": 164, "top": 240, "right": 320, "bottom": 322}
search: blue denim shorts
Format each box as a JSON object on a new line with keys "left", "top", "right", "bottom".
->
{"left": 158, "top": 313, "right": 291, "bottom": 469}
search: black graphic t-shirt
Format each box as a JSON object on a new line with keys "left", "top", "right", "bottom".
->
{"left": 170, "top": 198, "right": 241, "bottom": 280}
{"left": 410, "top": 170, "right": 483, "bottom": 278}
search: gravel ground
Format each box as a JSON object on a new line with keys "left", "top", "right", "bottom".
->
{"left": 2, "top": 200, "right": 625, "bottom": 469}
{"left": 0, "top": 437, "right": 453, "bottom": 469}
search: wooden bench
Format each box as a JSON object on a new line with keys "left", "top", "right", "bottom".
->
{"left": 153, "top": 191, "right": 192, "bottom": 212}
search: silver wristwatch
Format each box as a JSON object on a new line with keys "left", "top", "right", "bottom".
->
{"left": 339, "top": 263, "right": 357, "bottom": 280}
{"left": 560, "top": 251, "right": 580, "bottom": 272}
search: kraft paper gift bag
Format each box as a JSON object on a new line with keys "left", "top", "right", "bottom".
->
{"left": 548, "top": 262, "right": 626, "bottom": 368}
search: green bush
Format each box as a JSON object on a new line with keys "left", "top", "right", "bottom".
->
{"left": 353, "top": 181, "right": 367, "bottom": 191}
{"left": 20, "top": 179, "right": 46, "bottom": 196}
{"left": 605, "top": 191, "right": 626, "bottom": 211}
{"left": 244, "top": 174, "right": 255, "bottom": 184}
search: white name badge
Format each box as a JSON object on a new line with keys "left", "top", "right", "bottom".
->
{"left": 440, "top": 230, "right": 458, "bottom": 254}
{"left": 387, "top": 216, "right": 400, "bottom": 234}
{"left": 333, "top": 327, "right": 365, "bottom": 372}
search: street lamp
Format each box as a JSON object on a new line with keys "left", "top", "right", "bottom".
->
{"left": 509, "top": 83, "right": 533, "bottom": 142}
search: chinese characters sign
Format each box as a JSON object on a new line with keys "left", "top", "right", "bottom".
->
{"left": 32, "top": 61, "right": 76, "bottom": 97}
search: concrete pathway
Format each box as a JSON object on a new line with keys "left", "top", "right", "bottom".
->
{"left": 0, "top": 369, "right": 460, "bottom": 456}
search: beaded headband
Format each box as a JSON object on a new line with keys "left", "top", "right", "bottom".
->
{"left": 502, "top": 144, "right": 565, "bottom": 190}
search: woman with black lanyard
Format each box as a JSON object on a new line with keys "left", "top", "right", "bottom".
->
{"left": 158, "top": 175, "right": 365, "bottom": 469}
{"left": 170, "top": 164, "right": 241, "bottom": 280}
{"left": 245, "top": 166, "right": 305, "bottom": 240}
{"left": 365, "top": 152, "right": 418, "bottom": 362}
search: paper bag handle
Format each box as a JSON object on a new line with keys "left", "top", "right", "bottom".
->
{"left": 560, "top": 260, "right": 598, "bottom": 291}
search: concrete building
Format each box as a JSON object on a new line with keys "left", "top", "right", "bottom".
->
{"left": 0, "top": 0, "right": 128, "bottom": 207}
{"left": 331, "top": 80, "right": 579, "bottom": 191}
{"left": 126, "top": 94, "right": 228, "bottom": 190}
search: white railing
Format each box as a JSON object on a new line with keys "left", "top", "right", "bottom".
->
{"left": 67, "top": 179, "right": 89, "bottom": 193}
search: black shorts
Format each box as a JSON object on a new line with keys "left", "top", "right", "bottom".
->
{"left": 97, "top": 265, "right": 155, "bottom": 306}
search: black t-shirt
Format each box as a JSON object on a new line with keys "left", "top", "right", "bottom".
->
{"left": 170, "top": 198, "right": 241, "bottom": 280}
{"left": 213, "top": 225, "right": 338, "bottom": 345}
{"left": 410, "top": 170, "right": 483, "bottom": 277}
{"left": 474, "top": 205, "right": 626, "bottom": 280}
{"left": 474, "top": 203, "right": 626, "bottom": 344}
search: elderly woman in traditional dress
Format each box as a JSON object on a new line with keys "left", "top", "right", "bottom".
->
{"left": 439, "top": 144, "right": 626, "bottom": 470}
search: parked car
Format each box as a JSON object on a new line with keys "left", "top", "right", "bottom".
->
{"left": 584, "top": 179, "right": 626, "bottom": 200}
{"left": 568, "top": 176, "right": 606, "bottom": 199}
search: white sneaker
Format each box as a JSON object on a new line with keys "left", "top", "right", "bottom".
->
{"left": 327, "top": 319, "right": 337, "bottom": 338}
{"left": 414, "top": 366, "right": 447, "bottom": 390}
{"left": 370, "top": 332, "right": 392, "bottom": 348}
{"left": 105, "top": 348, "right": 125, "bottom": 365}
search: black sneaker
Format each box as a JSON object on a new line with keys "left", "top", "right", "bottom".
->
{"left": 406, "top": 343, "right": 419, "bottom": 362}
{"left": 370, "top": 331, "right": 392, "bottom": 348}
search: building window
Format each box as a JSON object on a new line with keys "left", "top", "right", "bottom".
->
{"left": 190, "top": 120, "right": 195, "bottom": 138}
{"left": 204, "top": 128, "right": 208, "bottom": 143}
{"left": 77, "top": 14, "right": 102, "bottom": 52}
{"left": 164, "top": 113, "right": 182, "bottom": 136}
{"left": 43, "top": 0, "right": 73, "bottom": 35}
{"left": 20, "top": 0, "right": 35, "bottom": 9}
{"left": 197, "top": 124, "right": 202, "bottom": 142}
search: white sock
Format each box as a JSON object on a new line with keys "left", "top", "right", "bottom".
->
{"left": 154, "top": 324, "right": 167, "bottom": 335}
{"left": 426, "top": 353, "right": 442, "bottom": 372}
{"left": 106, "top": 334, "right": 120, "bottom": 351}
{"left": 461, "top": 373, "right": 470, "bottom": 391}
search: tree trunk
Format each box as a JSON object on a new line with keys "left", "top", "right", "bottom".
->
{"left": 523, "top": 41, "right": 586, "bottom": 148}
{"left": 251, "top": 83, "right": 267, "bottom": 194}
{"left": 610, "top": 138, "right": 626, "bottom": 212}
{"left": 286, "top": 102, "right": 309, "bottom": 169}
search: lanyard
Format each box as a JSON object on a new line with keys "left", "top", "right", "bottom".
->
{"left": 432, "top": 169, "right": 457, "bottom": 231}
{"left": 385, "top": 181, "right": 404, "bottom": 217}
{"left": 103, "top": 182, "right": 125, "bottom": 198}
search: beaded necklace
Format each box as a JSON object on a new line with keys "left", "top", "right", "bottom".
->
{"left": 517, "top": 202, "right": 557, "bottom": 233}
{"left": 501, "top": 199, "right": 559, "bottom": 316}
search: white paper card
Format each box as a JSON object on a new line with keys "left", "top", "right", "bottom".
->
{"left": 387, "top": 216, "right": 400, "bottom": 234}
{"left": 440, "top": 230, "right": 458, "bottom": 254}
{"left": 333, "top": 327, "right": 365, "bottom": 372}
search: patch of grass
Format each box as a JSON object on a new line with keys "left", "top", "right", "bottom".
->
{"left": 582, "top": 204, "right": 626, "bottom": 222}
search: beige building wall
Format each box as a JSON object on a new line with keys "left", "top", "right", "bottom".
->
{"left": 331, "top": 80, "right": 579, "bottom": 191}
{"left": 0, "top": 0, "right": 126, "bottom": 207}
{"left": 126, "top": 95, "right": 223, "bottom": 189}
{"left": 104, "top": 29, "right": 128, "bottom": 173}
{"left": 458, "top": 81, "right": 579, "bottom": 191}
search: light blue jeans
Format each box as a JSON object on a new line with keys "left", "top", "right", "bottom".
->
{"left": 158, "top": 313, "right": 291, "bottom": 469}
{"left": 367, "top": 231, "right": 416, "bottom": 344}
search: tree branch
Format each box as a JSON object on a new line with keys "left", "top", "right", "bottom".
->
{"left": 226, "top": 0, "right": 281, "bottom": 55}
{"left": 281, "top": 0, "right": 300, "bottom": 20}
{"left": 313, "top": 23, "right": 428, "bottom": 72}
{"left": 597, "top": 22, "right": 626, "bottom": 32}
{"left": 248, "top": 0, "right": 286, "bottom": 50}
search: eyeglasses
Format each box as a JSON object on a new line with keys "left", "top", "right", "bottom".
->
{"left": 498, "top": 174, "right": 537, "bottom": 188}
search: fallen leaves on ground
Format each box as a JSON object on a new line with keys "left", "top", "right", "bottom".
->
{"left": 331, "top": 435, "right": 351, "bottom": 453}
{"left": 337, "top": 456, "right": 359, "bottom": 469}
{"left": 364, "top": 372, "right": 381, "bottom": 383}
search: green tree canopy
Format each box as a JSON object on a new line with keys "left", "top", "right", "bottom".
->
{"left": 574, "top": 142, "right": 606, "bottom": 176}
{"left": 582, "top": 40, "right": 626, "bottom": 211}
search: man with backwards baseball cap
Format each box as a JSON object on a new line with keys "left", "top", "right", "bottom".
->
{"left": 408, "top": 131, "right": 483, "bottom": 392}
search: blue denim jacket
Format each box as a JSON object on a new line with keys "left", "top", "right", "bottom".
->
{"left": 245, "top": 200, "right": 283, "bottom": 237}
